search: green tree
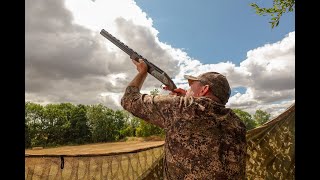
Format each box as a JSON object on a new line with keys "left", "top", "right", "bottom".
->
{"left": 87, "top": 104, "right": 126, "bottom": 142}
{"left": 25, "top": 124, "right": 31, "bottom": 148}
{"left": 233, "top": 109, "right": 257, "bottom": 130}
{"left": 66, "top": 104, "right": 91, "bottom": 144}
{"left": 254, "top": 109, "right": 271, "bottom": 126}
{"left": 87, "top": 104, "right": 109, "bottom": 142}
{"left": 43, "top": 103, "right": 74, "bottom": 146}
{"left": 120, "top": 115, "right": 140, "bottom": 138}
{"left": 250, "top": 0, "right": 295, "bottom": 28}
{"left": 136, "top": 119, "right": 165, "bottom": 137}
{"left": 111, "top": 109, "right": 127, "bottom": 141}
{"left": 25, "top": 102, "right": 46, "bottom": 147}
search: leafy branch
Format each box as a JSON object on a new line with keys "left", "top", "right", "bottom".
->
{"left": 250, "top": 0, "right": 295, "bottom": 28}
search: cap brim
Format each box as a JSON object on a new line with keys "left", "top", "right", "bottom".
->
{"left": 184, "top": 75, "right": 200, "bottom": 81}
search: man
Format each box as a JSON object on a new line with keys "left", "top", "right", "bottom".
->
{"left": 121, "top": 59, "right": 247, "bottom": 179}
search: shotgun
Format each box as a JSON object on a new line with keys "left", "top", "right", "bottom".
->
{"left": 100, "top": 29, "right": 177, "bottom": 91}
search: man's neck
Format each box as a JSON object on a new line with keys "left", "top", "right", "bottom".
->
{"left": 205, "top": 94, "right": 222, "bottom": 104}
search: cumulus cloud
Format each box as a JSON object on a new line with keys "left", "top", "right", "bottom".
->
{"left": 25, "top": 0, "right": 181, "bottom": 109}
{"left": 227, "top": 32, "right": 295, "bottom": 117}
{"left": 25, "top": 0, "right": 294, "bottom": 117}
{"left": 26, "top": 0, "right": 124, "bottom": 109}
{"left": 175, "top": 32, "right": 295, "bottom": 117}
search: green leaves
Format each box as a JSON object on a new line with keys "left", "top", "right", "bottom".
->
{"left": 233, "top": 109, "right": 257, "bottom": 130}
{"left": 233, "top": 108, "right": 271, "bottom": 130}
{"left": 253, "top": 109, "right": 271, "bottom": 125}
{"left": 150, "top": 88, "right": 160, "bottom": 95}
{"left": 250, "top": 0, "right": 295, "bottom": 28}
{"left": 135, "top": 119, "right": 164, "bottom": 137}
{"left": 25, "top": 102, "right": 129, "bottom": 147}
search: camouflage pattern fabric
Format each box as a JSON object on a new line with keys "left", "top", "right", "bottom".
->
{"left": 141, "top": 103, "right": 295, "bottom": 180}
{"left": 245, "top": 103, "right": 295, "bottom": 179}
{"left": 121, "top": 86, "right": 247, "bottom": 179}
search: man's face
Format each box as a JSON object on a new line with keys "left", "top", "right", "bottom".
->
{"left": 186, "top": 80, "right": 203, "bottom": 97}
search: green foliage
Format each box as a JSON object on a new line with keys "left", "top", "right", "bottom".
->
{"left": 120, "top": 115, "right": 140, "bottom": 138}
{"left": 42, "top": 103, "right": 76, "bottom": 146}
{"left": 66, "top": 104, "right": 91, "bottom": 144}
{"left": 25, "top": 124, "right": 31, "bottom": 148}
{"left": 136, "top": 120, "right": 165, "bottom": 137}
{"left": 87, "top": 104, "right": 111, "bottom": 142}
{"left": 86, "top": 104, "right": 128, "bottom": 142}
{"left": 150, "top": 88, "right": 160, "bottom": 95}
{"left": 120, "top": 126, "right": 135, "bottom": 137}
{"left": 254, "top": 109, "right": 271, "bottom": 126}
{"left": 25, "top": 102, "right": 46, "bottom": 147}
{"left": 250, "top": 0, "right": 295, "bottom": 28}
{"left": 233, "top": 108, "right": 271, "bottom": 130}
{"left": 233, "top": 109, "right": 257, "bottom": 130}
{"left": 25, "top": 101, "right": 165, "bottom": 148}
{"left": 25, "top": 101, "right": 44, "bottom": 124}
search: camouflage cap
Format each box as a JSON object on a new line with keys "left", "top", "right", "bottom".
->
{"left": 184, "top": 72, "right": 231, "bottom": 105}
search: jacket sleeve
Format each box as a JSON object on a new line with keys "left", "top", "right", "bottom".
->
{"left": 121, "top": 86, "right": 189, "bottom": 129}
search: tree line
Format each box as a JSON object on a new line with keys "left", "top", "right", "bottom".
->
{"left": 25, "top": 102, "right": 165, "bottom": 149}
{"left": 25, "top": 101, "right": 270, "bottom": 149}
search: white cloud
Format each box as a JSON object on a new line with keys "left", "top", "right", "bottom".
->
{"left": 173, "top": 32, "right": 295, "bottom": 117}
{"left": 64, "top": 0, "right": 155, "bottom": 34}
{"left": 106, "top": 73, "right": 127, "bottom": 86}
{"left": 99, "top": 92, "right": 123, "bottom": 108}
{"left": 240, "top": 32, "right": 295, "bottom": 91}
{"left": 226, "top": 32, "right": 295, "bottom": 117}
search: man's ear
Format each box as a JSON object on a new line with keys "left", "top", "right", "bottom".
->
{"left": 200, "top": 85, "right": 210, "bottom": 96}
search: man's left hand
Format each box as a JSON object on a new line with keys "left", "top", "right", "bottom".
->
{"left": 132, "top": 59, "right": 148, "bottom": 74}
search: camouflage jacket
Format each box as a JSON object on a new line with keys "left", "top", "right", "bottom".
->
{"left": 121, "top": 86, "right": 247, "bottom": 180}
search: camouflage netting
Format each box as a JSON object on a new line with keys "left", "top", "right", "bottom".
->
{"left": 245, "top": 103, "right": 295, "bottom": 179}
{"left": 25, "top": 103, "right": 295, "bottom": 179}
{"left": 25, "top": 145, "right": 164, "bottom": 180}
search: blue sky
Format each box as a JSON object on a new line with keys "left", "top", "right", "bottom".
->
{"left": 135, "top": 0, "right": 295, "bottom": 65}
{"left": 25, "top": 0, "right": 295, "bottom": 117}
{"left": 134, "top": 0, "right": 295, "bottom": 98}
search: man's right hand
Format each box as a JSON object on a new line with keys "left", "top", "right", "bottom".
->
{"left": 162, "top": 86, "right": 187, "bottom": 96}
